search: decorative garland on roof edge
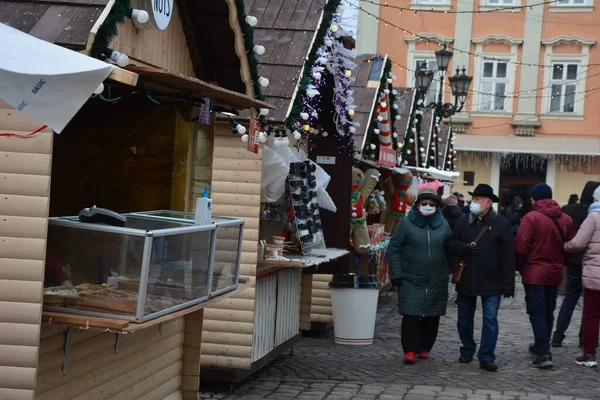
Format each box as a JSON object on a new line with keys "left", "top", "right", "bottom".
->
{"left": 284, "top": 0, "right": 341, "bottom": 131}
{"left": 233, "top": 0, "right": 265, "bottom": 101}
{"left": 400, "top": 92, "right": 424, "bottom": 168}
{"left": 89, "top": 0, "right": 129, "bottom": 59}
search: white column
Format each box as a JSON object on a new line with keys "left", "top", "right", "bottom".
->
{"left": 449, "top": 0, "right": 475, "bottom": 130}
{"left": 512, "top": 0, "right": 544, "bottom": 134}
{"left": 490, "top": 156, "right": 501, "bottom": 211}
{"left": 546, "top": 157, "right": 557, "bottom": 193}
{"left": 355, "top": 0, "right": 379, "bottom": 54}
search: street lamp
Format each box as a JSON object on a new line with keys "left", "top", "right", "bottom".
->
{"left": 414, "top": 45, "right": 473, "bottom": 118}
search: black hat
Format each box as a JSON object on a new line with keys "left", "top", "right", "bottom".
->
{"left": 468, "top": 184, "right": 499, "bottom": 203}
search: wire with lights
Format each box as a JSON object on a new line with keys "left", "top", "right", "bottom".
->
{"left": 361, "top": 0, "right": 560, "bottom": 14}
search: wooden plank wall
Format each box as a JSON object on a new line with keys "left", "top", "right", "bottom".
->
{"left": 35, "top": 319, "right": 185, "bottom": 400}
{"left": 110, "top": 3, "right": 195, "bottom": 77}
{"left": 201, "top": 122, "right": 262, "bottom": 369}
{"left": 0, "top": 102, "right": 52, "bottom": 400}
{"left": 310, "top": 274, "right": 333, "bottom": 324}
{"left": 274, "top": 269, "right": 301, "bottom": 347}
{"left": 251, "top": 273, "right": 276, "bottom": 363}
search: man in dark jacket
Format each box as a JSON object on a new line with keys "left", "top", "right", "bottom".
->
{"left": 552, "top": 181, "right": 600, "bottom": 348}
{"left": 515, "top": 183, "right": 575, "bottom": 369}
{"left": 503, "top": 196, "right": 523, "bottom": 237}
{"left": 443, "top": 195, "right": 463, "bottom": 230}
{"left": 446, "top": 184, "right": 515, "bottom": 372}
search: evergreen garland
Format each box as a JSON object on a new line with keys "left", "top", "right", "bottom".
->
{"left": 89, "top": 0, "right": 130, "bottom": 59}
{"left": 284, "top": 0, "right": 341, "bottom": 131}
{"left": 233, "top": 0, "right": 265, "bottom": 101}
{"left": 443, "top": 127, "right": 456, "bottom": 171}
{"left": 400, "top": 91, "right": 425, "bottom": 167}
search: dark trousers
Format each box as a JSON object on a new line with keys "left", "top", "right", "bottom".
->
{"left": 553, "top": 262, "right": 583, "bottom": 344}
{"left": 524, "top": 284, "right": 558, "bottom": 356}
{"left": 457, "top": 294, "right": 501, "bottom": 364}
{"left": 401, "top": 315, "right": 440, "bottom": 353}
{"left": 583, "top": 289, "right": 600, "bottom": 356}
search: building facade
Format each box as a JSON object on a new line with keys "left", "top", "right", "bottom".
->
{"left": 356, "top": 0, "right": 600, "bottom": 208}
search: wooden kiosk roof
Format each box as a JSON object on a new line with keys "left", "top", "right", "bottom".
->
{"left": 241, "top": 0, "right": 326, "bottom": 121}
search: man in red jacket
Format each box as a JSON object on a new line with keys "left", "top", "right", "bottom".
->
{"left": 515, "top": 183, "right": 575, "bottom": 369}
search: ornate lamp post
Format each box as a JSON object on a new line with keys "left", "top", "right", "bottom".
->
{"left": 415, "top": 45, "right": 473, "bottom": 118}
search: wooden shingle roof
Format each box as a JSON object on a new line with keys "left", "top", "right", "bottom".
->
{"left": 0, "top": 0, "right": 107, "bottom": 49}
{"left": 242, "top": 0, "right": 325, "bottom": 121}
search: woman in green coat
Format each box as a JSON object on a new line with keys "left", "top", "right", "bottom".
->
{"left": 388, "top": 186, "right": 451, "bottom": 365}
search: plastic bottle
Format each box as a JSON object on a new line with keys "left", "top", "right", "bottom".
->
{"left": 194, "top": 186, "right": 213, "bottom": 225}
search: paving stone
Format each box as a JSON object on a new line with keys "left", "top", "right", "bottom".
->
{"left": 475, "top": 391, "right": 502, "bottom": 396}
{"left": 437, "top": 393, "right": 465, "bottom": 399}
{"left": 403, "top": 395, "right": 437, "bottom": 400}
{"left": 443, "top": 388, "right": 474, "bottom": 395}
{"left": 548, "top": 397, "right": 574, "bottom": 400}
{"left": 437, "top": 397, "right": 465, "bottom": 400}
{"left": 378, "top": 395, "right": 405, "bottom": 400}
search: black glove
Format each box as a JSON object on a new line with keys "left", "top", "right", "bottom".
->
{"left": 503, "top": 289, "right": 514, "bottom": 298}
{"left": 461, "top": 242, "right": 481, "bottom": 257}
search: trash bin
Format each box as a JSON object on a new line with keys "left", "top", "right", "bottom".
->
{"left": 329, "top": 274, "right": 379, "bottom": 345}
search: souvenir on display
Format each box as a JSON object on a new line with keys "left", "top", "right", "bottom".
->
{"left": 350, "top": 167, "right": 381, "bottom": 255}
{"left": 383, "top": 169, "right": 416, "bottom": 235}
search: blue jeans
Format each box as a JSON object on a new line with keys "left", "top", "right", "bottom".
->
{"left": 524, "top": 284, "right": 558, "bottom": 356}
{"left": 457, "top": 294, "right": 501, "bottom": 364}
{"left": 553, "top": 262, "right": 583, "bottom": 344}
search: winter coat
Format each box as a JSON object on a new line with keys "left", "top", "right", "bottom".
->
{"left": 388, "top": 207, "right": 451, "bottom": 317}
{"left": 565, "top": 202, "right": 600, "bottom": 291}
{"left": 445, "top": 209, "right": 515, "bottom": 297}
{"left": 443, "top": 205, "right": 463, "bottom": 230}
{"left": 503, "top": 196, "right": 523, "bottom": 236}
{"left": 561, "top": 181, "right": 600, "bottom": 265}
{"left": 515, "top": 199, "right": 576, "bottom": 286}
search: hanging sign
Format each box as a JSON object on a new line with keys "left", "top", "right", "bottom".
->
{"left": 247, "top": 117, "right": 260, "bottom": 154}
{"left": 133, "top": 0, "right": 173, "bottom": 30}
{"left": 379, "top": 147, "right": 396, "bottom": 167}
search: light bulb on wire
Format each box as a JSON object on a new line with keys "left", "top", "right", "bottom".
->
{"left": 245, "top": 15, "right": 258, "bottom": 26}
{"left": 258, "top": 77, "right": 269, "bottom": 87}
{"left": 253, "top": 45, "right": 265, "bottom": 55}
{"left": 104, "top": 48, "right": 129, "bottom": 67}
{"left": 241, "top": 134, "right": 249, "bottom": 143}
{"left": 93, "top": 83, "right": 104, "bottom": 95}
{"left": 127, "top": 8, "right": 150, "bottom": 24}
{"left": 235, "top": 124, "right": 246, "bottom": 134}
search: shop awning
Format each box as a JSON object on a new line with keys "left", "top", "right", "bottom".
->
{"left": 454, "top": 134, "right": 600, "bottom": 156}
{"left": 126, "top": 66, "right": 275, "bottom": 110}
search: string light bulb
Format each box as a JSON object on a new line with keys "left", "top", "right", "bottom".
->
{"left": 127, "top": 8, "right": 149, "bottom": 24}
{"left": 293, "top": 130, "right": 302, "bottom": 140}
{"left": 241, "top": 134, "right": 249, "bottom": 143}
{"left": 348, "top": 109, "right": 355, "bottom": 116}
{"left": 345, "top": 70, "right": 352, "bottom": 77}
{"left": 331, "top": 25, "right": 339, "bottom": 32}
{"left": 103, "top": 48, "right": 129, "bottom": 67}
{"left": 235, "top": 124, "right": 246, "bottom": 135}
{"left": 258, "top": 77, "right": 270, "bottom": 87}
{"left": 245, "top": 15, "right": 258, "bottom": 26}
{"left": 253, "top": 45, "right": 266, "bottom": 55}
{"left": 93, "top": 83, "right": 104, "bottom": 95}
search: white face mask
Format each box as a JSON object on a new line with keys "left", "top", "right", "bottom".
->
{"left": 420, "top": 205, "right": 436, "bottom": 216}
{"left": 470, "top": 202, "right": 483, "bottom": 215}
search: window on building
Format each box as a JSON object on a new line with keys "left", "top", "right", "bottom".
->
{"left": 414, "top": 58, "right": 441, "bottom": 105}
{"left": 479, "top": 60, "right": 508, "bottom": 111}
{"left": 367, "top": 57, "right": 384, "bottom": 83}
{"left": 487, "top": 0, "right": 515, "bottom": 4}
{"left": 557, "top": 0, "right": 586, "bottom": 5}
{"left": 549, "top": 63, "right": 578, "bottom": 113}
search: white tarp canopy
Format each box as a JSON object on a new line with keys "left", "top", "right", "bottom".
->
{"left": 0, "top": 23, "right": 115, "bottom": 133}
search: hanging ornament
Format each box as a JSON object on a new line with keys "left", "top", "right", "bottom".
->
{"left": 303, "top": 124, "right": 311, "bottom": 131}
{"left": 300, "top": 112, "right": 309, "bottom": 120}
{"left": 398, "top": 142, "right": 403, "bottom": 148}
{"left": 349, "top": 126, "right": 356, "bottom": 134}
{"left": 331, "top": 25, "right": 339, "bottom": 32}
{"left": 293, "top": 130, "right": 302, "bottom": 140}
{"left": 374, "top": 128, "right": 380, "bottom": 134}
{"left": 325, "top": 39, "right": 333, "bottom": 47}
{"left": 370, "top": 144, "right": 376, "bottom": 150}
{"left": 420, "top": 147, "right": 425, "bottom": 152}
{"left": 348, "top": 109, "right": 355, "bottom": 116}
{"left": 258, "top": 132, "right": 268, "bottom": 143}
{"left": 322, "top": 131, "right": 329, "bottom": 137}
{"left": 344, "top": 70, "right": 352, "bottom": 77}
{"left": 312, "top": 72, "right": 322, "bottom": 80}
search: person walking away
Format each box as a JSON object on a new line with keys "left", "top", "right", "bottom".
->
{"left": 515, "top": 183, "right": 575, "bottom": 369}
{"left": 454, "top": 192, "right": 465, "bottom": 208}
{"left": 503, "top": 196, "right": 523, "bottom": 237}
{"left": 443, "top": 195, "right": 463, "bottom": 276}
{"left": 563, "top": 185, "right": 600, "bottom": 368}
{"left": 388, "top": 187, "right": 451, "bottom": 365}
{"left": 568, "top": 194, "right": 579, "bottom": 205}
{"left": 445, "top": 184, "right": 515, "bottom": 372}
{"left": 552, "top": 181, "right": 600, "bottom": 348}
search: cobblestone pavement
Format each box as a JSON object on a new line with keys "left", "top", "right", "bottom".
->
{"left": 200, "top": 278, "right": 599, "bottom": 400}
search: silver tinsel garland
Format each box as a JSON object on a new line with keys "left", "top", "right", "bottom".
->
{"left": 456, "top": 151, "right": 597, "bottom": 172}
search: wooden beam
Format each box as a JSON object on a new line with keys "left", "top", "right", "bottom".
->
{"left": 107, "top": 67, "right": 139, "bottom": 86}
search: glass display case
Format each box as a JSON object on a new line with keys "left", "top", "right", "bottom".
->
{"left": 44, "top": 212, "right": 244, "bottom": 322}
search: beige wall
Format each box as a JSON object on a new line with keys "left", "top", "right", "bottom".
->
{"left": 554, "top": 158, "right": 600, "bottom": 205}
{"left": 452, "top": 157, "right": 493, "bottom": 199}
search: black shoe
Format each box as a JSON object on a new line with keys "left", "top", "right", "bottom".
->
{"left": 459, "top": 354, "right": 473, "bottom": 363}
{"left": 480, "top": 362, "right": 498, "bottom": 372}
{"left": 529, "top": 344, "right": 539, "bottom": 356}
{"left": 551, "top": 338, "right": 562, "bottom": 348}
{"left": 532, "top": 354, "right": 554, "bottom": 369}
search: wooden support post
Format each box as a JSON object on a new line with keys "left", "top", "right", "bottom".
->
{"left": 299, "top": 273, "right": 313, "bottom": 331}
{"left": 181, "top": 309, "right": 204, "bottom": 400}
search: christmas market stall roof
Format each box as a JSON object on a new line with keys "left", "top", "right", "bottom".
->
{"left": 0, "top": 0, "right": 273, "bottom": 110}
{"left": 240, "top": 0, "right": 328, "bottom": 121}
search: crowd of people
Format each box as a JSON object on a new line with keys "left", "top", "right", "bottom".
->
{"left": 387, "top": 180, "right": 600, "bottom": 371}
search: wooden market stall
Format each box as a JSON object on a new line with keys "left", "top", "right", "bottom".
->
{"left": 0, "top": 1, "right": 272, "bottom": 399}
{"left": 195, "top": 0, "right": 357, "bottom": 381}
